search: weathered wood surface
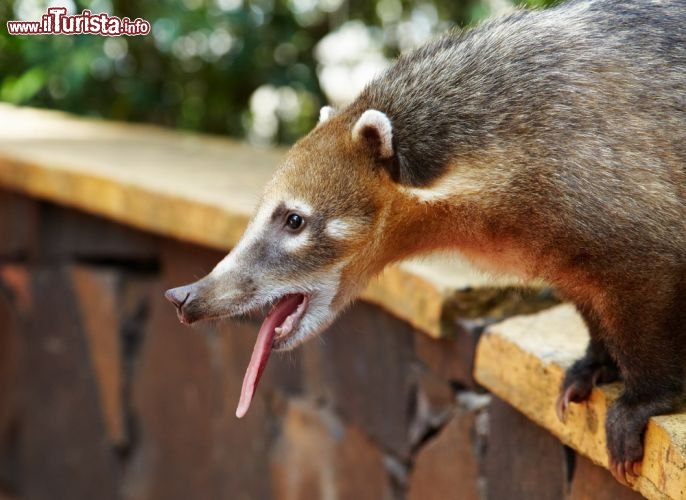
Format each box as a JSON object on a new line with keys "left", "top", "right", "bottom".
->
{"left": 0, "top": 104, "right": 551, "bottom": 338}
{"left": 475, "top": 305, "right": 686, "bottom": 500}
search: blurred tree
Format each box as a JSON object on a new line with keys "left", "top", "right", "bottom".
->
{"left": 0, "top": 0, "right": 558, "bottom": 144}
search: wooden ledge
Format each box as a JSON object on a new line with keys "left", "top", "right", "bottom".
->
{"left": 475, "top": 305, "right": 686, "bottom": 499}
{"left": 0, "top": 104, "right": 557, "bottom": 337}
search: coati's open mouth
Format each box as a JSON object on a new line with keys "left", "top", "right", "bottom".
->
{"left": 236, "top": 293, "right": 309, "bottom": 418}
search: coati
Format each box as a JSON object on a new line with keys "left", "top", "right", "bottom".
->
{"left": 165, "top": 0, "right": 686, "bottom": 485}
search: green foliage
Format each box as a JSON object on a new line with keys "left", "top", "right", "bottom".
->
{"left": 0, "top": 0, "right": 557, "bottom": 143}
{"left": 515, "top": 0, "right": 564, "bottom": 9}
{"left": 1, "top": 66, "right": 46, "bottom": 103}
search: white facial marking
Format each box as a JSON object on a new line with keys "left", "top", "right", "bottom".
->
{"left": 287, "top": 199, "right": 314, "bottom": 218}
{"left": 325, "top": 218, "right": 353, "bottom": 240}
{"left": 212, "top": 198, "right": 280, "bottom": 276}
{"left": 283, "top": 200, "right": 314, "bottom": 254}
{"left": 352, "top": 109, "right": 394, "bottom": 159}
{"left": 276, "top": 261, "right": 348, "bottom": 351}
{"left": 214, "top": 198, "right": 315, "bottom": 274}
{"left": 283, "top": 229, "right": 310, "bottom": 252}
{"left": 318, "top": 106, "right": 335, "bottom": 124}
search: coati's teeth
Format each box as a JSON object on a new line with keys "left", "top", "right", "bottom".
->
{"left": 274, "top": 327, "right": 283, "bottom": 335}
{"left": 282, "top": 316, "right": 294, "bottom": 331}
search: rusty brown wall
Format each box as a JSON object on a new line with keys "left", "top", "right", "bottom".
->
{"left": 0, "top": 190, "right": 640, "bottom": 500}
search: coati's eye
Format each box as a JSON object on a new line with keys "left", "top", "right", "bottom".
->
{"left": 285, "top": 213, "right": 305, "bottom": 231}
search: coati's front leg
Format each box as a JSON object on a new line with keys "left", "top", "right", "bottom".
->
{"left": 560, "top": 280, "right": 686, "bottom": 485}
{"left": 556, "top": 309, "right": 619, "bottom": 421}
{"left": 602, "top": 306, "right": 685, "bottom": 485}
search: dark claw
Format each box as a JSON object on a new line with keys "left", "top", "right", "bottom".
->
{"left": 608, "top": 454, "right": 641, "bottom": 486}
{"left": 555, "top": 386, "right": 571, "bottom": 422}
{"left": 555, "top": 381, "right": 589, "bottom": 423}
{"left": 555, "top": 397, "right": 567, "bottom": 423}
{"left": 624, "top": 459, "right": 638, "bottom": 482}
{"left": 610, "top": 460, "right": 629, "bottom": 486}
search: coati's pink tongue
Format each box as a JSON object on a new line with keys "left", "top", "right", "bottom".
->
{"left": 235, "top": 294, "right": 304, "bottom": 418}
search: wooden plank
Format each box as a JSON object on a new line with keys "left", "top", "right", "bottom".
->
{"left": 485, "top": 397, "right": 567, "bottom": 500}
{"left": 21, "top": 266, "right": 119, "bottom": 500}
{"left": 475, "top": 304, "right": 686, "bottom": 500}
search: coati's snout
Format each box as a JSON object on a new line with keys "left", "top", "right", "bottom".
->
{"left": 163, "top": 235, "right": 319, "bottom": 341}
{"left": 165, "top": 275, "right": 237, "bottom": 325}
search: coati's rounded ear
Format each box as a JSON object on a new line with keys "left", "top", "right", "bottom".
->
{"left": 318, "top": 106, "right": 336, "bottom": 124}
{"left": 352, "top": 109, "right": 394, "bottom": 159}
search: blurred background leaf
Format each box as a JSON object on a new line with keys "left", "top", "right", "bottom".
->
{"left": 1, "top": 0, "right": 558, "bottom": 144}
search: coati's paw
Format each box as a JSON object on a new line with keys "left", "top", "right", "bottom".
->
{"left": 555, "top": 362, "right": 619, "bottom": 422}
{"left": 606, "top": 400, "right": 646, "bottom": 485}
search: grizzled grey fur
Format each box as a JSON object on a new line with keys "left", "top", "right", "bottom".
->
{"left": 359, "top": 0, "right": 685, "bottom": 188}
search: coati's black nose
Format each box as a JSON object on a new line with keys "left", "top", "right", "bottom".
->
{"left": 164, "top": 286, "right": 191, "bottom": 309}
{"left": 165, "top": 284, "right": 201, "bottom": 324}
